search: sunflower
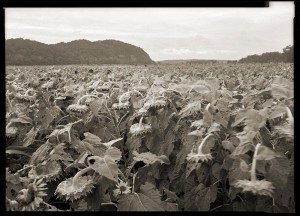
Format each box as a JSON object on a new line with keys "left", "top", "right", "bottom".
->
{"left": 6, "top": 197, "right": 19, "bottom": 211}
{"left": 130, "top": 117, "right": 152, "bottom": 137}
{"left": 15, "top": 92, "right": 36, "bottom": 103}
{"left": 6, "top": 126, "right": 18, "bottom": 138}
{"left": 55, "top": 175, "right": 94, "bottom": 202}
{"left": 112, "top": 101, "right": 130, "bottom": 110}
{"left": 98, "top": 84, "right": 111, "bottom": 92}
{"left": 133, "top": 107, "right": 150, "bottom": 118}
{"left": 113, "top": 179, "right": 132, "bottom": 197}
{"left": 234, "top": 179, "right": 274, "bottom": 197}
{"left": 15, "top": 178, "right": 47, "bottom": 211}
{"left": 143, "top": 98, "right": 168, "bottom": 110}
{"left": 186, "top": 133, "right": 215, "bottom": 163}
{"left": 186, "top": 152, "right": 213, "bottom": 163}
{"left": 233, "top": 143, "right": 275, "bottom": 197}
{"left": 66, "top": 104, "right": 89, "bottom": 114}
{"left": 133, "top": 86, "right": 147, "bottom": 94}
{"left": 129, "top": 123, "right": 152, "bottom": 137}
{"left": 28, "top": 160, "right": 62, "bottom": 182}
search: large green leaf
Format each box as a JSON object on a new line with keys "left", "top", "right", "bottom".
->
{"left": 125, "top": 136, "right": 141, "bottom": 155}
{"left": 87, "top": 147, "right": 121, "bottom": 182}
{"left": 265, "top": 157, "right": 291, "bottom": 189}
{"left": 140, "top": 182, "right": 162, "bottom": 204}
{"left": 244, "top": 109, "right": 268, "bottom": 131}
{"left": 271, "top": 77, "right": 293, "bottom": 99}
{"left": 133, "top": 151, "right": 170, "bottom": 165}
{"left": 37, "top": 106, "right": 59, "bottom": 130}
{"left": 146, "top": 127, "right": 175, "bottom": 158}
{"left": 194, "top": 183, "right": 218, "bottom": 211}
{"left": 186, "top": 160, "right": 200, "bottom": 178}
{"left": 49, "top": 143, "right": 74, "bottom": 162}
{"left": 83, "top": 132, "right": 102, "bottom": 145}
{"left": 213, "top": 111, "right": 229, "bottom": 128}
{"left": 23, "top": 126, "right": 40, "bottom": 147}
{"left": 256, "top": 145, "right": 282, "bottom": 160}
{"left": 162, "top": 202, "right": 179, "bottom": 211}
{"left": 184, "top": 181, "right": 217, "bottom": 211}
{"left": 85, "top": 176, "right": 113, "bottom": 211}
{"left": 229, "top": 159, "right": 250, "bottom": 185}
{"left": 117, "top": 192, "right": 164, "bottom": 211}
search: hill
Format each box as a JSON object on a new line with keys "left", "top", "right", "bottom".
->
{"left": 158, "top": 59, "right": 227, "bottom": 64}
{"left": 238, "top": 45, "right": 293, "bottom": 63}
{"left": 5, "top": 38, "right": 155, "bottom": 65}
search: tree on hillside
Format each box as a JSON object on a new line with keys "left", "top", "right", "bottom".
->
{"left": 282, "top": 45, "right": 293, "bottom": 62}
{"left": 238, "top": 45, "right": 294, "bottom": 63}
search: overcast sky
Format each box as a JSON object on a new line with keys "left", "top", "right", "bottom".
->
{"left": 5, "top": 2, "right": 294, "bottom": 61}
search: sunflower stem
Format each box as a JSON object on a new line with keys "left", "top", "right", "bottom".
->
{"left": 285, "top": 106, "right": 294, "bottom": 130}
{"left": 119, "top": 90, "right": 143, "bottom": 103}
{"left": 6, "top": 92, "right": 13, "bottom": 111}
{"left": 72, "top": 167, "right": 93, "bottom": 187}
{"left": 160, "top": 89, "right": 183, "bottom": 98}
{"left": 250, "top": 143, "right": 261, "bottom": 182}
{"left": 132, "top": 172, "right": 138, "bottom": 193}
{"left": 77, "top": 94, "right": 101, "bottom": 105}
{"left": 197, "top": 133, "right": 215, "bottom": 155}
{"left": 139, "top": 116, "right": 144, "bottom": 128}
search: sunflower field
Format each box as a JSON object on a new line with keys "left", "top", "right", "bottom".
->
{"left": 5, "top": 62, "right": 294, "bottom": 212}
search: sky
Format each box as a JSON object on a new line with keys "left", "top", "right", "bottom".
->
{"left": 5, "top": 2, "right": 294, "bottom": 61}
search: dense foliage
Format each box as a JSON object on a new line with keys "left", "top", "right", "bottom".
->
{"left": 6, "top": 63, "right": 294, "bottom": 212}
{"left": 239, "top": 45, "right": 293, "bottom": 63}
{"left": 5, "top": 38, "right": 154, "bottom": 65}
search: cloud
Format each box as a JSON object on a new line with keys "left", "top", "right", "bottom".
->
{"left": 5, "top": 2, "right": 294, "bottom": 61}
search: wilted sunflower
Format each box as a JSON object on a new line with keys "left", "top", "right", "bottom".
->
{"left": 129, "top": 117, "right": 152, "bottom": 136}
{"left": 143, "top": 97, "right": 168, "bottom": 110}
{"left": 133, "top": 107, "right": 150, "bottom": 118}
{"left": 186, "top": 152, "right": 213, "bottom": 163}
{"left": 15, "top": 178, "right": 47, "bottom": 211}
{"left": 6, "top": 197, "right": 19, "bottom": 211}
{"left": 234, "top": 179, "right": 274, "bottom": 197}
{"left": 186, "top": 133, "right": 215, "bottom": 163}
{"left": 6, "top": 126, "right": 18, "bottom": 138}
{"left": 118, "top": 90, "right": 143, "bottom": 103}
{"left": 113, "top": 179, "right": 132, "bottom": 197}
{"left": 28, "top": 160, "right": 62, "bottom": 182}
{"left": 15, "top": 91, "right": 37, "bottom": 103}
{"left": 98, "top": 83, "right": 111, "bottom": 92}
{"left": 66, "top": 104, "right": 89, "bottom": 114}
{"left": 233, "top": 143, "right": 275, "bottom": 197}
{"left": 55, "top": 174, "right": 94, "bottom": 202}
{"left": 112, "top": 101, "right": 130, "bottom": 110}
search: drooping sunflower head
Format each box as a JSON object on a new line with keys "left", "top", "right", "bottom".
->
{"left": 6, "top": 126, "right": 19, "bottom": 139}
{"left": 66, "top": 104, "right": 89, "bottom": 114}
{"left": 186, "top": 152, "right": 213, "bottom": 163}
{"left": 55, "top": 175, "right": 94, "bottom": 202}
{"left": 15, "top": 92, "right": 37, "bottom": 103}
{"left": 179, "top": 101, "right": 203, "bottom": 119}
{"left": 234, "top": 179, "right": 275, "bottom": 197}
{"left": 28, "top": 160, "right": 62, "bottom": 183}
{"left": 98, "top": 83, "right": 111, "bottom": 92}
{"left": 129, "top": 122, "right": 152, "bottom": 137}
{"left": 6, "top": 198, "right": 19, "bottom": 211}
{"left": 112, "top": 101, "right": 131, "bottom": 110}
{"left": 143, "top": 98, "right": 168, "bottom": 110}
{"left": 133, "top": 86, "right": 147, "bottom": 94}
{"left": 15, "top": 179, "right": 47, "bottom": 211}
{"left": 133, "top": 107, "right": 151, "bottom": 118}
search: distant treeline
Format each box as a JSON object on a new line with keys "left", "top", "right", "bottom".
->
{"left": 5, "top": 38, "right": 154, "bottom": 65}
{"left": 236, "top": 45, "right": 293, "bottom": 63}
